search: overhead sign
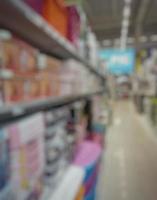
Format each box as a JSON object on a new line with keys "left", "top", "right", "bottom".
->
{"left": 99, "top": 48, "right": 135, "bottom": 74}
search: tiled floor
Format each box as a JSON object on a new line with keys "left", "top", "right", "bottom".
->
{"left": 97, "top": 101, "right": 157, "bottom": 200}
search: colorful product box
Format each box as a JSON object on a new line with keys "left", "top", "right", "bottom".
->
{"left": 42, "top": 0, "right": 68, "bottom": 38}
{"left": 6, "top": 113, "right": 46, "bottom": 200}
{"left": 0, "top": 37, "right": 37, "bottom": 74}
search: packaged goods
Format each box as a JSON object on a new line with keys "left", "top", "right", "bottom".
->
{"left": 67, "top": 6, "right": 80, "bottom": 45}
{"left": 38, "top": 53, "right": 62, "bottom": 97}
{"left": 6, "top": 113, "right": 46, "bottom": 200}
{"left": 3, "top": 77, "right": 40, "bottom": 103}
{"left": 42, "top": 0, "right": 68, "bottom": 38}
{"left": 24, "top": 0, "right": 43, "bottom": 13}
{"left": 44, "top": 107, "right": 77, "bottom": 187}
{"left": 3, "top": 79, "right": 24, "bottom": 103}
{"left": 0, "top": 37, "right": 37, "bottom": 74}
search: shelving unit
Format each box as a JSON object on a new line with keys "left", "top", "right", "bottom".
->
{"left": 0, "top": 0, "right": 105, "bottom": 124}
{"left": 0, "top": 0, "right": 105, "bottom": 81}
{"left": 0, "top": 90, "right": 103, "bottom": 122}
{"left": 0, "top": 1, "right": 105, "bottom": 200}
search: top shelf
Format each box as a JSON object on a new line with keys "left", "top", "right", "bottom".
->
{"left": 0, "top": 0, "right": 105, "bottom": 81}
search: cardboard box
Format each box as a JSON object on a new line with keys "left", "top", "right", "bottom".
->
{"left": 0, "top": 37, "right": 37, "bottom": 74}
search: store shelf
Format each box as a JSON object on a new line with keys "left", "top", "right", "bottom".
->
{"left": 0, "top": 0, "right": 105, "bottom": 81}
{"left": 0, "top": 90, "right": 104, "bottom": 122}
{"left": 46, "top": 165, "right": 84, "bottom": 200}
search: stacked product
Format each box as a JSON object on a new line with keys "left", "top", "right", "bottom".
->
{"left": 74, "top": 141, "right": 102, "bottom": 200}
{"left": 0, "top": 94, "right": 105, "bottom": 200}
{"left": 67, "top": 6, "right": 80, "bottom": 46}
{"left": 5, "top": 113, "right": 46, "bottom": 200}
{"left": 0, "top": 35, "right": 38, "bottom": 103}
{"left": 70, "top": 102, "right": 88, "bottom": 145}
{"left": 0, "top": 32, "right": 100, "bottom": 106}
{"left": 25, "top": 0, "right": 81, "bottom": 44}
{"left": 133, "top": 49, "right": 157, "bottom": 114}
{"left": 44, "top": 107, "right": 76, "bottom": 188}
{"left": 42, "top": 0, "right": 68, "bottom": 38}
{"left": 61, "top": 60, "right": 100, "bottom": 95}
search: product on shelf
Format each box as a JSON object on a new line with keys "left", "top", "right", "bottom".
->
{"left": 44, "top": 107, "right": 76, "bottom": 188}
{"left": 42, "top": 0, "right": 68, "bottom": 38}
{"left": 6, "top": 113, "right": 45, "bottom": 200}
{"left": 0, "top": 36, "right": 37, "bottom": 74}
{"left": 62, "top": 59, "right": 100, "bottom": 95}
{"left": 24, "top": 0, "right": 43, "bottom": 13}
{"left": 90, "top": 95, "right": 109, "bottom": 147}
{"left": 0, "top": 31, "right": 101, "bottom": 106}
{"left": 37, "top": 53, "right": 62, "bottom": 97}
{"left": 67, "top": 6, "right": 80, "bottom": 46}
{"left": 66, "top": 102, "right": 89, "bottom": 146}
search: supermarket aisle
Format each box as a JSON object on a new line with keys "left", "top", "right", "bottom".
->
{"left": 98, "top": 100, "right": 157, "bottom": 200}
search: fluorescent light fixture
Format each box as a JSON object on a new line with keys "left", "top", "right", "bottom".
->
{"left": 123, "top": 6, "right": 131, "bottom": 18}
{"left": 124, "top": 0, "right": 132, "bottom": 4}
{"left": 120, "top": 39, "right": 127, "bottom": 49}
{"left": 150, "top": 35, "right": 157, "bottom": 42}
{"left": 121, "top": 28, "right": 128, "bottom": 37}
{"left": 122, "top": 19, "right": 129, "bottom": 27}
{"left": 119, "top": 0, "right": 132, "bottom": 49}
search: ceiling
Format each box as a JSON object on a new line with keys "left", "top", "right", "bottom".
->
{"left": 83, "top": 0, "right": 157, "bottom": 45}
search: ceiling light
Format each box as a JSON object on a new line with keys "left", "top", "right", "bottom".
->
{"left": 122, "top": 19, "right": 129, "bottom": 27}
{"left": 120, "top": 38, "right": 127, "bottom": 49}
{"left": 121, "top": 28, "right": 128, "bottom": 37}
{"left": 124, "top": 0, "right": 132, "bottom": 5}
{"left": 119, "top": 0, "right": 132, "bottom": 49}
{"left": 123, "top": 6, "right": 131, "bottom": 18}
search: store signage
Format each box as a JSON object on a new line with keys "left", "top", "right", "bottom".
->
{"left": 99, "top": 48, "right": 135, "bottom": 74}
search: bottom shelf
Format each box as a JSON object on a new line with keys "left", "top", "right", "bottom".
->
{"left": 41, "top": 165, "right": 84, "bottom": 200}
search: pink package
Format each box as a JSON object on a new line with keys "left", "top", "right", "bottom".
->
{"left": 73, "top": 141, "right": 102, "bottom": 167}
{"left": 67, "top": 6, "right": 80, "bottom": 45}
{"left": 24, "top": 0, "right": 43, "bottom": 13}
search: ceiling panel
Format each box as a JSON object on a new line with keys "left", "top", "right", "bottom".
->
{"left": 83, "top": 0, "right": 157, "bottom": 42}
